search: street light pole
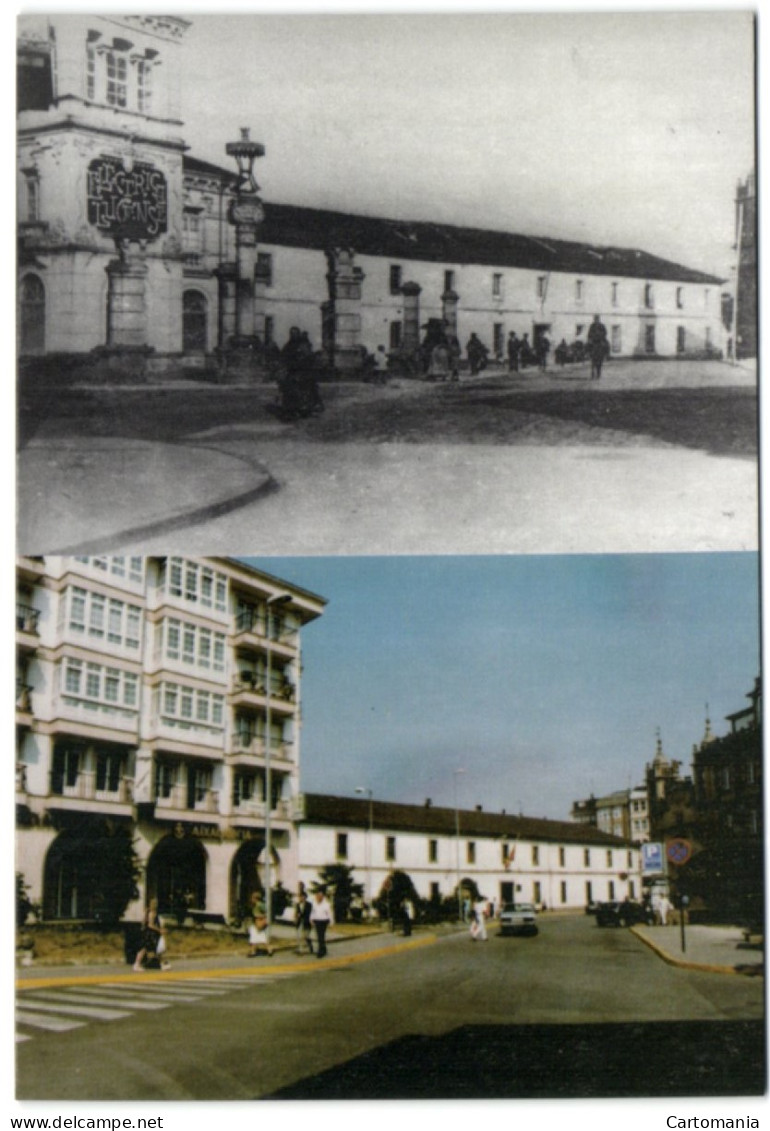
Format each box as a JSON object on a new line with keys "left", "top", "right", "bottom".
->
{"left": 454, "top": 768, "right": 466, "bottom": 921}
{"left": 355, "top": 787, "right": 373, "bottom": 908}
{"left": 264, "top": 593, "right": 292, "bottom": 934}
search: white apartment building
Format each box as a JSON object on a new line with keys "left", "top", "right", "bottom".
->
{"left": 297, "top": 794, "right": 643, "bottom": 913}
{"left": 15, "top": 555, "right": 326, "bottom": 921}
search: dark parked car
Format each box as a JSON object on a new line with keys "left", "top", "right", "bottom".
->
{"left": 594, "top": 900, "right": 651, "bottom": 928}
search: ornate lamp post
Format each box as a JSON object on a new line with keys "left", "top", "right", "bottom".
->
{"left": 224, "top": 127, "right": 265, "bottom": 347}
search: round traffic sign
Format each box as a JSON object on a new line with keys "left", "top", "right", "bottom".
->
{"left": 666, "top": 838, "right": 692, "bottom": 865}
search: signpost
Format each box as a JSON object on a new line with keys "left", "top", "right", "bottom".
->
{"left": 666, "top": 839, "right": 692, "bottom": 953}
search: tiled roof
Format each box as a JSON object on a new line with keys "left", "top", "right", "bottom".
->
{"left": 183, "top": 155, "right": 723, "bottom": 285}
{"left": 301, "top": 792, "right": 633, "bottom": 847}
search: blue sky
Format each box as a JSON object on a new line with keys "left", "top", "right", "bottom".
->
{"left": 242, "top": 553, "right": 760, "bottom": 821}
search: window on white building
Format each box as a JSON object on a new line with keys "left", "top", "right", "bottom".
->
{"left": 85, "top": 33, "right": 159, "bottom": 115}
{"left": 444, "top": 270, "right": 455, "bottom": 292}
{"left": 386, "top": 836, "right": 396, "bottom": 861}
{"left": 584, "top": 849, "right": 591, "bottom": 867}
{"left": 159, "top": 681, "right": 224, "bottom": 729}
{"left": 676, "top": 286, "right": 684, "bottom": 309}
{"left": 389, "top": 265, "right": 402, "bottom": 294}
{"left": 256, "top": 253, "right": 273, "bottom": 286}
{"left": 492, "top": 273, "right": 503, "bottom": 298}
{"left": 532, "top": 845, "right": 539, "bottom": 865}
{"left": 533, "top": 881, "right": 542, "bottom": 903}
{"left": 644, "top": 283, "right": 654, "bottom": 309}
{"left": 611, "top": 281, "right": 619, "bottom": 307}
{"left": 559, "top": 847, "right": 566, "bottom": 867}
{"left": 560, "top": 881, "right": 567, "bottom": 903}
{"left": 467, "top": 841, "right": 476, "bottom": 865}
{"left": 606, "top": 850, "right": 613, "bottom": 867}
{"left": 611, "top": 325, "right": 622, "bottom": 353}
{"left": 536, "top": 276, "right": 546, "bottom": 299}
{"left": 336, "top": 833, "right": 348, "bottom": 859}
{"left": 575, "top": 279, "right": 584, "bottom": 301}
{"left": 428, "top": 839, "right": 438, "bottom": 863}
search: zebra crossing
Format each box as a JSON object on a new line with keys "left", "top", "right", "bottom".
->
{"left": 16, "top": 975, "right": 282, "bottom": 1043}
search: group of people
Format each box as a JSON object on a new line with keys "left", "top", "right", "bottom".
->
{"left": 248, "top": 884, "right": 334, "bottom": 960}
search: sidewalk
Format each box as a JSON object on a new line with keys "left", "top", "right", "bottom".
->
{"left": 15, "top": 923, "right": 448, "bottom": 989}
{"left": 631, "top": 922, "right": 764, "bottom": 976}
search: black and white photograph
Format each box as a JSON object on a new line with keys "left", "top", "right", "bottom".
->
{"left": 12, "top": 0, "right": 763, "bottom": 1123}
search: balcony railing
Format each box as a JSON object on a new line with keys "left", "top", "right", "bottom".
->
{"left": 233, "top": 673, "right": 296, "bottom": 702}
{"left": 16, "top": 604, "right": 40, "bottom": 634}
{"left": 49, "top": 772, "right": 133, "bottom": 804}
{"left": 155, "top": 785, "right": 220, "bottom": 814}
{"left": 231, "top": 797, "right": 291, "bottom": 819}
{"left": 232, "top": 732, "right": 293, "bottom": 760}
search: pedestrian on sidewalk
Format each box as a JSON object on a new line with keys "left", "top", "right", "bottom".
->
{"left": 134, "top": 898, "right": 163, "bottom": 972}
{"left": 401, "top": 896, "right": 415, "bottom": 937}
{"left": 247, "top": 892, "right": 274, "bottom": 957}
{"left": 472, "top": 897, "right": 489, "bottom": 941}
{"left": 657, "top": 893, "right": 672, "bottom": 927}
{"left": 310, "top": 888, "right": 333, "bottom": 959}
{"left": 295, "top": 891, "right": 314, "bottom": 954}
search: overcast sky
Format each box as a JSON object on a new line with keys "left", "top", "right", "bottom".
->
{"left": 179, "top": 6, "right": 755, "bottom": 281}
{"left": 243, "top": 553, "right": 759, "bottom": 822}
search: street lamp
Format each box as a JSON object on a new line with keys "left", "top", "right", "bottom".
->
{"left": 453, "top": 768, "right": 466, "bottom": 921}
{"left": 355, "top": 786, "right": 374, "bottom": 907}
{"left": 264, "top": 592, "right": 292, "bottom": 934}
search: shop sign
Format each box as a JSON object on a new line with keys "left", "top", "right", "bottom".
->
{"left": 87, "top": 157, "right": 168, "bottom": 240}
{"left": 159, "top": 819, "right": 220, "bottom": 840}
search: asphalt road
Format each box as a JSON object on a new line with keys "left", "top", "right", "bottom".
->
{"left": 16, "top": 916, "right": 764, "bottom": 1101}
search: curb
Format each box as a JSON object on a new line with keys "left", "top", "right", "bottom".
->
{"left": 51, "top": 447, "right": 278, "bottom": 555}
{"left": 629, "top": 926, "right": 762, "bottom": 976}
{"left": 16, "top": 933, "right": 438, "bottom": 991}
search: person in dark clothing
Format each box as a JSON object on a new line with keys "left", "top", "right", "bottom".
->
{"left": 466, "top": 333, "right": 489, "bottom": 375}
{"left": 279, "top": 327, "right": 324, "bottom": 418}
{"left": 535, "top": 332, "right": 550, "bottom": 372}
{"left": 507, "top": 331, "right": 520, "bottom": 373}
{"left": 587, "top": 314, "right": 609, "bottom": 380}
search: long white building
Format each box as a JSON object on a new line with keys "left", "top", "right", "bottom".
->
{"left": 297, "top": 794, "right": 642, "bottom": 913}
{"left": 15, "top": 555, "right": 326, "bottom": 921}
{"left": 18, "top": 13, "right": 725, "bottom": 366}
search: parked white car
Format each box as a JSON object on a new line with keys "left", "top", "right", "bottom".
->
{"left": 499, "top": 902, "right": 539, "bottom": 937}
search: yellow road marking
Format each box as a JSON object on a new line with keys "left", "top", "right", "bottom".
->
{"left": 17, "top": 934, "right": 437, "bottom": 991}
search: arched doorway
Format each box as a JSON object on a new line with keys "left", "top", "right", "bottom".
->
{"left": 146, "top": 832, "right": 207, "bottom": 920}
{"left": 20, "top": 274, "right": 45, "bottom": 355}
{"left": 182, "top": 289, "right": 208, "bottom": 352}
{"left": 229, "top": 839, "right": 281, "bottom": 920}
{"left": 43, "top": 819, "right": 136, "bottom": 921}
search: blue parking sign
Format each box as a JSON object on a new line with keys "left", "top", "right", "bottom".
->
{"left": 642, "top": 842, "right": 664, "bottom": 874}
